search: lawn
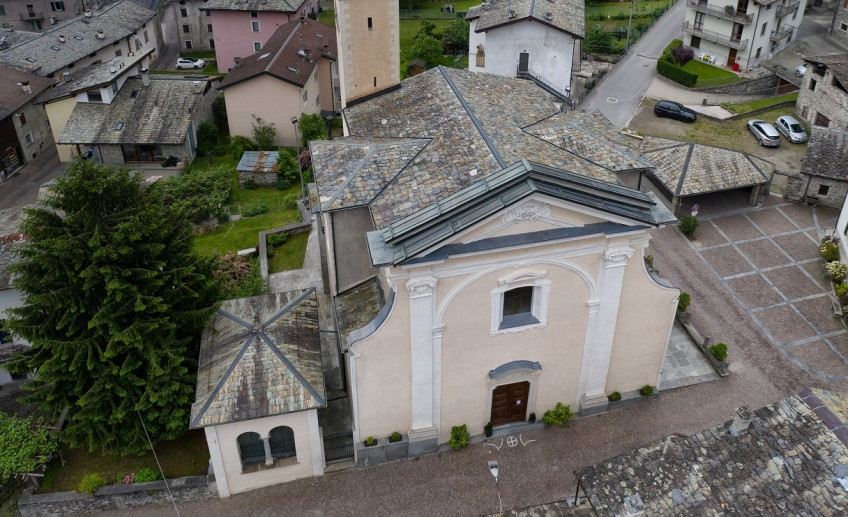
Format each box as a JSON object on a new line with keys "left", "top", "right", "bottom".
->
{"left": 722, "top": 92, "right": 799, "bottom": 114}
{"left": 318, "top": 9, "right": 334, "bottom": 27}
{"left": 36, "top": 429, "right": 210, "bottom": 493}
{"left": 194, "top": 202, "right": 301, "bottom": 256}
{"left": 268, "top": 231, "right": 310, "bottom": 273}
{"left": 399, "top": 0, "right": 479, "bottom": 9}
{"left": 682, "top": 60, "right": 742, "bottom": 87}
{"left": 586, "top": 0, "right": 671, "bottom": 19}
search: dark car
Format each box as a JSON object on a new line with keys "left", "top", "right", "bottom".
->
{"left": 653, "top": 100, "right": 697, "bottom": 122}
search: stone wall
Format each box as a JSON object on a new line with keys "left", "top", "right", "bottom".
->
{"left": 693, "top": 74, "right": 780, "bottom": 95}
{"left": 832, "top": 8, "right": 848, "bottom": 48}
{"left": 17, "top": 476, "right": 216, "bottom": 516}
{"left": 238, "top": 170, "right": 278, "bottom": 188}
{"left": 258, "top": 199, "right": 313, "bottom": 279}
{"left": 799, "top": 175, "right": 848, "bottom": 210}
{"left": 796, "top": 68, "right": 848, "bottom": 129}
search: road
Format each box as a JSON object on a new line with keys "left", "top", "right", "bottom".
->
{"left": 580, "top": 0, "right": 686, "bottom": 128}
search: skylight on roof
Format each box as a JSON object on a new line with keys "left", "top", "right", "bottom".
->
{"left": 73, "top": 35, "right": 83, "bottom": 40}
{"left": 115, "top": 122, "right": 124, "bottom": 130}
{"left": 259, "top": 52, "right": 271, "bottom": 60}
{"left": 316, "top": 33, "right": 324, "bottom": 38}
{"left": 51, "top": 46, "right": 61, "bottom": 51}
{"left": 287, "top": 66, "right": 298, "bottom": 72}
{"left": 24, "top": 57, "right": 36, "bottom": 63}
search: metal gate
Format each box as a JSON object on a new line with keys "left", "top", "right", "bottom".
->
{"left": 323, "top": 432, "right": 353, "bottom": 463}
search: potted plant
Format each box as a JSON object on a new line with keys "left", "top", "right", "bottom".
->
{"left": 680, "top": 215, "right": 698, "bottom": 238}
{"left": 484, "top": 422, "right": 493, "bottom": 438}
{"left": 608, "top": 391, "right": 622, "bottom": 402}
{"left": 385, "top": 431, "right": 408, "bottom": 462}
{"left": 529, "top": 412, "right": 536, "bottom": 424}
{"left": 388, "top": 431, "right": 402, "bottom": 443}
{"left": 639, "top": 385, "right": 654, "bottom": 397}
{"left": 364, "top": 436, "right": 377, "bottom": 447}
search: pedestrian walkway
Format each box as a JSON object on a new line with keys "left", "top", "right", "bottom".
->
{"left": 659, "top": 320, "right": 721, "bottom": 390}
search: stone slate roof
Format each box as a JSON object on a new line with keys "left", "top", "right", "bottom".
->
{"left": 57, "top": 76, "right": 214, "bottom": 146}
{"left": 576, "top": 389, "right": 848, "bottom": 516}
{"left": 219, "top": 18, "right": 336, "bottom": 90}
{"left": 324, "top": 67, "right": 641, "bottom": 228}
{"left": 35, "top": 49, "right": 153, "bottom": 104}
{"left": 803, "top": 53, "right": 848, "bottom": 87}
{"left": 0, "top": 30, "right": 40, "bottom": 49}
{"left": 0, "top": 65, "right": 54, "bottom": 120}
{"left": 466, "top": 0, "right": 585, "bottom": 39}
{"left": 190, "top": 289, "right": 325, "bottom": 428}
{"left": 367, "top": 160, "right": 676, "bottom": 266}
{"left": 801, "top": 127, "right": 848, "bottom": 182}
{"left": 203, "top": 0, "right": 306, "bottom": 12}
{"left": 640, "top": 136, "right": 772, "bottom": 197}
{"left": 0, "top": 1, "right": 156, "bottom": 76}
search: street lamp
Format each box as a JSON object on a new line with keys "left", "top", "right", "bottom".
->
{"left": 488, "top": 460, "right": 502, "bottom": 513}
{"left": 291, "top": 116, "right": 305, "bottom": 199}
{"left": 325, "top": 114, "right": 334, "bottom": 140}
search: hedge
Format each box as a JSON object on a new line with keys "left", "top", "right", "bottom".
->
{"left": 657, "top": 58, "right": 698, "bottom": 87}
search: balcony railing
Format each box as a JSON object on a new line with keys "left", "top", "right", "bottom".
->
{"left": 683, "top": 20, "right": 749, "bottom": 50}
{"left": 770, "top": 26, "right": 793, "bottom": 42}
{"left": 776, "top": 0, "right": 800, "bottom": 17}
{"left": 687, "top": 0, "right": 752, "bottom": 24}
{"left": 19, "top": 10, "right": 43, "bottom": 21}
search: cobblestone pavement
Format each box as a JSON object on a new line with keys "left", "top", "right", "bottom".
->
{"left": 691, "top": 197, "right": 847, "bottom": 380}
{"left": 104, "top": 198, "right": 848, "bottom": 517}
{"left": 658, "top": 321, "right": 720, "bottom": 390}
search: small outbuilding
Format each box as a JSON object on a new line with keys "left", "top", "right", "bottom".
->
{"left": 190, "top": 289, "right": 326, "bottom": 497}
{"left": 236, "top": 150, "right": 280, "bottom": 187}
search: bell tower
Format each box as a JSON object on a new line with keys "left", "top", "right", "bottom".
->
{"left": 333, "top": 0, "right": 400, "bottom": 107}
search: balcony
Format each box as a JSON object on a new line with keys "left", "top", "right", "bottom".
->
{"left": 19, "top": 10, "right": 43, "bottom": 21}
{"left": 776, "top": 0, "right": 800, "bottom": 17}
{"left": 770, "top": 25, "right": 793, "bottom": 42}
{"left": 683, "top": 20, "right": 749, "bottom": 50}
{"left": 687, "top": 0, "right": 752, "bottom": 24}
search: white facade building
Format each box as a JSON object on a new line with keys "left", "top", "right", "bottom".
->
{"left": 682, "top": 0, "right": 806, "bottom": 71}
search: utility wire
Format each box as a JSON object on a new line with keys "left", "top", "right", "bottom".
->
{"left": 136, "top": 405, "right": 181, "bottom": 517}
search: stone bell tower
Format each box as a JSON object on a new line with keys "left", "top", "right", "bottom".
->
{"left": 333, "top": 0, "right": 400, "bottom": 107}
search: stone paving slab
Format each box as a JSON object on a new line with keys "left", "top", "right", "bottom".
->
{"left": 691, "top": 222, "right": 727, "bottom": 247}
{"left": 700, "top": 246, "right": 752, "bottom": 277}
{"left": 712, "top": 214, "right": 764, "bottom": 240}
{"left": 773, "top": 233, "right": 820, "bottom": 261}
{"left": 756, "top": 304, "right": 818, "bottom": 344}
{"left": 745, "top": 208, "right": 800, "bottom": 234}
{"left": 764, "top": 265, "right": 825, "bottom": 299}
{"left": 787, "top": 340, "right": 848, "bottom": 378}
{"left": 736, "top": 239, "right": 790, "bottom": 269}
{"left": 659, "top": 321, "right": 720, "bottom": 391}
{"left": 795, "top": 297, "right": 847, "bottom": 334}
{"left": 726, "top": 274, "right": 784, "bottom": 309}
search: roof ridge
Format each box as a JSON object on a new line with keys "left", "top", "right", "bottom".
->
{"left": 190, "top": 332, "right": 259, "bottom": 428}
{"left": 321, "top": 146, "right": 381, "bottom": 210}
{"left": 259, "top": 330, "right": 326, "bottom": 406}
{"left": 675, "top": 143, "right": 695, "bottom": 197}
{"left": 267, "top": 18, "right": 303, "bottom": 73}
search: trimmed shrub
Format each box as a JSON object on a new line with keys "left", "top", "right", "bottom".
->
{"left": 835, "top": 282, "right": 848, "bottom": 298}
{"left": 267, "top": 232, "right": 289, "bottom": 247}
{"left": 243, "top": 203, "right": 270, "bottom": 217}
{"left": 79, "top": 473, "right": 108, "bottom": 494}
{"left": 680, "top": 215, "right": 699, "bottom": 237}
{"left": 709, "top": 342, "right": 728, "bottom": 361}
{"left": 389, "top": 431, "right": 402, "bottom": 443}
{"left": 657, "top": 58, "right": 698, "bottom": 87}
{"left": 678, "top": 291, "right": 691, "bottom": 312}
{"left": 134, "top": 467, "right": 162, "bottom": 483}
{"left": 608, "top": 391, "right": 622, "bottom": 402}
{"left": 827, "top": 261, "right": 847, "bottom": 283}
{"left": 228, "top": 135, "right": 255, "bottom": 159}
{"left": 542, "top": 402, "right": 575, "bottom": 426}
{"left": 639, "top": 385, "right": 654, "bottom": 396}
{"left": 365, "top": 436, "right": 377, "bottom": 446}
{"left": 281, "top": 193, "right": 299, "bottom": 211}
{"left": 448, "top": 424, "right": 470, "bottom": 450}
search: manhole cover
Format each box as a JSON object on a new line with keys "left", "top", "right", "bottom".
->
{"left": 607, "top": 97, "right": 619, "bottom": 103}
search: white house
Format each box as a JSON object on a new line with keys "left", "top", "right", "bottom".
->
{"left": 465, "top": 0, "right": 584, "bottom": 102}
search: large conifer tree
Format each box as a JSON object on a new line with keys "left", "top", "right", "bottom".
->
{"left": 5, "top": 158, "right": 219, "bottom": 455}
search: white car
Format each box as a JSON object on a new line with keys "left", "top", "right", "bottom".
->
{"left": 176, "top": 57, "right": 205, "bottom": 70}
{"left": 775, "top": 115, "right": 807, "bottom": 143}
{"left": 746, "top": 119, "right": 781, "bottom": 147}
{"left": 795, "top": 64, "right": 807, "bottom": 77}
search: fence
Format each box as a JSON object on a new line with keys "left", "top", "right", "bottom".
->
{"left": 399, "top": 9, "right": 466, "bottom": 20}
{"left": 323, "top": 431, "right": 354, "bottom": 462}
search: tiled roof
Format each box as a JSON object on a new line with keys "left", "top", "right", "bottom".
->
{"left": 326, "top": 67, "right": 638, "bottom": 228}
{"left": 466, "top": 0, "right": 585, "bottom": 39}
{"left": 576, "top": 389, "right": 848, "bottom": 516}
{"left": 640, "top": 136, "right": 772, "bottom": 197}
{"left": 203, "top": 0, "right": 306, "bottom": 12}
{"left": 367, "top": 160, "right": 676, "bottom": 266}
{"left": 0, "top": 1, "right": 156, "bottom": 76}
{"left": 0, "top": 65, "right": 54, "bottom": 120}
{"left": 801, "top": 127, "right": 848, "bottom": 182}
{"left": 35, "top": 49, "right": 153, "bottom": 104}
{"left": 803, "top": 53, "right": 848, "bottom": 87}
{"left": 190, "top": 289, "right": 325, "bottom": 428}
{"left": 57, "top": 76, "right": 214, "bottom": 145}
{"left": 218, "top": 18, "right": 336, "bottom": 90}
{"left": 0, "top": 30, "right": 40, "bottom": 48}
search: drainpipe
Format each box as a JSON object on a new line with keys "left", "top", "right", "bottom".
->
{"left": 746, "top": 4, "right": 762, "bottom": 70}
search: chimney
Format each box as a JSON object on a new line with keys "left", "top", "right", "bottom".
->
{"left": 84, "top": 9, "right": 92, "bottom": 17}
{"left": 61, "top": 71, "right": 70, "bottom": 82}
{"left": 96, "top": 29, "right": 105, "bottom": 40}
{"left": 299, "top": 13, "right": 306, "bottom": 23}
{"left": 192, "top": 81, "right": 203, "bottom": 94}
{"left": 18, "top": 81, "right": 31, "bottom": 94}
{"left": 729, "top": 406, "right": 753, "bottom": 436}
{"left": 58, "top": 34, "right": 66, "bottom": 43}
{"left": 140, "top": 67, "right": 150, "bottom": 87}
{"left": 234, "top": 56, "right": 243, "bottom": 67}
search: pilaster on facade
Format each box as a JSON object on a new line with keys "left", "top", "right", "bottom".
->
{"left": 405, "top": 276, "right": 440, "bottom": 454}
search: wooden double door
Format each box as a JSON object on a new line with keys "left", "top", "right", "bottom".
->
{"left": 490, "top": 381, "right": 529, "bottom": 426}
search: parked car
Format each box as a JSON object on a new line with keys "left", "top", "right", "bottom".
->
{"left": 774, "top": 115, "right": 807, "bottom": 143}
{"left": 653, "top": 100, "right": 697, "bottom": 122}
{"left": 795, "top": 64, "right": 807, "bottom": 77}
{"left": 746, "top": 119, "right": 781, "bottom": 147}
{"left": 176, "top": 57, "right": 205, "bottom": 70}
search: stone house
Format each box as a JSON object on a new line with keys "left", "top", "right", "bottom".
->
{"left": 0, "top": 0, "right": 162, "bottom": 80}
{"left": 204, "top": 0, "right": 319, "bottom": 73}
{"left": 56, "top": 73, "right": 219, "bottom": 165}
{"left": 190, "top": 290, "right": 326, "bottom": 497}
{"left": 682, "top": 0, "right": 806, "bottom": 71}
{"left": 0, "top": 0, "right": 96, "bottom": 32}
{"left": 465, "top": 0, "right": 583, "bottom": 103}
{"left": 311, "top": 67, "right": 680, "bottom": 462}
{"left": 831, "top": 0, "right": 848, "bottom": 48}
{"left": 0, "top": 65, "right": 54, "bottom": 180}
{"left": 795, "top": 53, "right": 848, "bottom": 129}
{"left": 161, "top": 0, "right": 215, "bottom": 52}
{"left": 217, "top": 17, "right": 337, "bottom": 147}
{"left": 797, "top": 126, "right": 848, "bottom": 209}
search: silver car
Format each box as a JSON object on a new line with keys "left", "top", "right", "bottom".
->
{"left": 775, "top": 115, "right": 807, "bottom": 143}
{"left": 747, "top": 119, "right": 781, "bottom": 147}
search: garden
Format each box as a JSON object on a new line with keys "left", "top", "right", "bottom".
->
{"left": 657, "top": 40, "right": 741, "bottom": 88}
{"left": 584, "top": 0, "right": 676, "bottom": 56}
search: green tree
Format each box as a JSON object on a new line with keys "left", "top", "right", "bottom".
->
{"left": 410, "top": 34, "right": 443, "bottom": 66}
{"left": 0, "top": 412, "right": 58, "bottom": 483}
{"left": 584, "top": 24, "right": 615, "bottom": 54}
{"left": 298, "top": 113, "right": 327, "bottom": 147}
{"left": 195, "top": 121, "right": 219, "bottom": 157}
{"left": 275, "top": 148, "right": 300, "bottom": 191}
{"left": 162, "top": 162, "right": 232, "bottom": 222}
{"left": 442, "top": 18, "right": 469, "bottom": 53}
{"left": 5, "top": 158, "right": 220, "bottom": 455}
{"left": 418, "top": 20, "right": 437, "bottom": 38}
{"left": 251, "top": 115, "right": 277, "bottom": 150}
{"left": 211, "top": 96, "right": 228, "bottom": 135}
